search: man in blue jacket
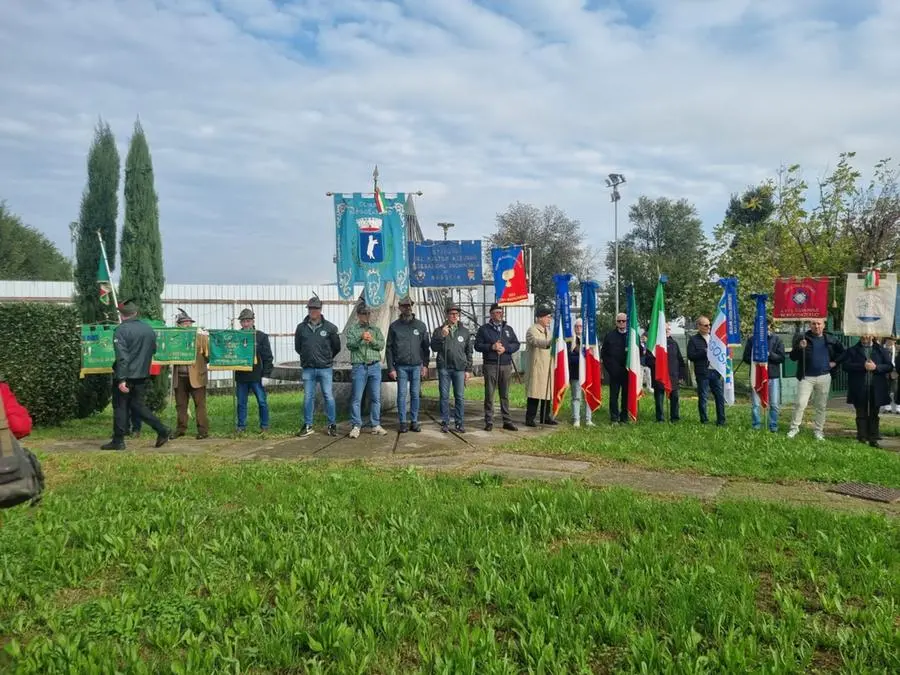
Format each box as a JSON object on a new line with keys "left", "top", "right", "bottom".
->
{"left": 474, "top": 303, "right": 520, "bottom": 431}
{"left": 295, "top": 295, "right": 341, "bottom": 437}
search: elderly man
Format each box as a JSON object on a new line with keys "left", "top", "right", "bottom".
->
{"left": 431, "top": 303, "right": 473, "bottom": 433}
{"left": 475, "top": 303, "right": 520, "bottom": 431}
{"left": 525, "top": 306, "right": 556, "bottom": 427}
{"left": 687, "top": 316, "right": 725, "bottom": 425}
{"left": 386, "top": 296, "right": 430, "bottom": 433}
{"left": 601, "top": 312, "right": 628, "bottom": 423}
{"left": 235, "top": 308, "right": 274, "bottom": 433}
{"left": 171, "top": 309, "right": 210, "bottom": 440}
{"left": 787, "top": 318, "right": 845, "bottom": 440}
{"left": 646, "top": 324, "right": 685, "bottom": 423}
{"left": 346, "top": 303, "right": 387, "bottom": 439}
{"left": 843, "top": 333, "right": 892, "bottom": 447}
{"left": 295, "top": 295, "right": 342, "bottom": 437}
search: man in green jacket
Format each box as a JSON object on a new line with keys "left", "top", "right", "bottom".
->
{"left": 346, "top": 303, "right": 388, "bottom": 438}
{"left": 101, "top": 299, "right": 170, "bottom": 451}
{"left": 431, "top": 303, "right": 473, "bottom": 433}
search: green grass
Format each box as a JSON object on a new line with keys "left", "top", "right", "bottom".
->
{"left": 1, "top": 454, "right": 897, "bottom": 673}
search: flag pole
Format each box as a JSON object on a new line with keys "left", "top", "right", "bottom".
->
{"left": 97, "top": 231, "right": 120, "bottom": 325}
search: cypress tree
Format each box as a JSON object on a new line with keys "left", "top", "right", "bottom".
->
{"left": 73, "top": 120, "right": 120, "bottom": 417}
{"left": 119, "top": 119, "right": 168, "bottom": 411}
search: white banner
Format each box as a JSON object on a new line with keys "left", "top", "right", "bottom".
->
{"left": 842, "top": 272, "right": 897, "bottom": 337}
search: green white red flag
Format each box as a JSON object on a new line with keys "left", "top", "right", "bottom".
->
{"left": 646, "top": 277, "right": 671, "bottom": 395}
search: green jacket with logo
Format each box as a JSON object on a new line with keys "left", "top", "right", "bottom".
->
{"left": 386, "top": 315, "right": 430, "bottom": 370}
{"left": 294, "top": 316, "right": 341, "bottom": 369}
{"left": 430, "top": 323, "right": 473, "bottom": 372}
{"left": 346, "top": 322, "right": 385, "bottom": 364}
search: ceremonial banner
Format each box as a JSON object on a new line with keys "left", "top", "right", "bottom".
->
{"left": 843, "top": 272, "right": 897, "bottom": 337}
{"left": 579, "top": 280, "right": 602, "bottom": 410}
{"left": 750, "top": 294, "right": 769, "bottom": 408}
{"left": 710, "top": 281, "right": 735, "bottom": 405}
{"left": 646, "top": 277, "right": 671, "bottom": 395}
{"left": 151, "top": 327, "right": 197, "bottom": 365}
{"left": 551, "top": 273, "right": 574, "bottom": 416}
{"left": 208, "top": 329, "right": 256, "bottom": 371}
{"left": 490, "top": 245, "right": 528, "bottom": 305}
{"left": 80, "top": 324, "right": 116, "bottom": 377}
{"left": 408, "top": 240, "right": 483, "bottom": 287}
{"left": 625, "top": 284, "right": 642, "bottom": 421}
{"left": 334, "top": 192, "right": 409, "bottom": 307}
{"left": 773, "top": 277, "right": 829, "bottom": 319}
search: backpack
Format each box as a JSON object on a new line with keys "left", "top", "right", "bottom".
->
{"left": 0, "top": 392, "right": 44, "bottom": 509}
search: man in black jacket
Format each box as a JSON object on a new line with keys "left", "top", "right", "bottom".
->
{"left": 601, "top": 312, "right": 628, "bottom": 423}
{"left": 387, "top": 296, "right": 430, "bottom": 433}
{"left": 431, "top": 303, "right": 473, "bottom": 433}
{"left": 787, "top": 318, "right": 844, "bottom": 440}
{"left": 295, "top": 296, "right": 341, "bottom": 437}
{"left": 741, "top": 319, "right": 785, "bottom": 432}
{"left": 645, "top": 324, "right": 685, "bottom": 423}
{"left": 235, "top": 307, "right": 274, "bottom": 433}
{"left": 474, "top": 303, "right": 520, "bottom": 431}
{"left": 101, "top": 299, "right": 170, "bottom": 450}
{"left": 687, "top": 316, "right": 726, "bottom": 425}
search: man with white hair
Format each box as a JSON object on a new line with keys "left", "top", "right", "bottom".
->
{"left": 568, "top": 318, "right": 594, "bottom": 427}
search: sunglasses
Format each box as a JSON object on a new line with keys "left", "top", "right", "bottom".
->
{"left": 616, "top": 319, "right": 626, "bottom": 322}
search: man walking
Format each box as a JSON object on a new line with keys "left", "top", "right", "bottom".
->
{"left": 741, "top": 319, "right": 785, "bottom": 432}
{"left": 525, "top": 306, "right": 556, "bottom": 427}
{"left": 687, "top": 316, "right": 726, "bottom": 425}
{"left": 475, "top": 303, "right": 520, "bottom": 431}
{"left": 346, "top": 303, "right": 387, "bottom": 438}
{"left": 171, "top": 309, "right": 210, "bottom": 440}
{"left": 235, "top": 308, "right": 273, "bottom": 433}
{"left": 569, "top": 318, "right": 594, "bottom": 428}
{"left": 787, "top": 318, "right": 844, "bottom": 440}
{"left": 431, "top": 303, "right": 473, "bottom": 433}
{"left": 386, "top": 296, "right": 430, "bottom": 433}
{"left": 295, "top": 296, "right": 341, "bottom": 437}
{"left": 646, "top": 324, "right": 685, "bottom": 423}
{"left": 601, "top": 313, "right": 628, "bottom": 423}
{"left": 101, "top": 299, "right": 170, "bottom": 450}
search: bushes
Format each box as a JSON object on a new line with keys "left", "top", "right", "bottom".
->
{"left": 0, "top": 302, "right": 80, "bottom": 426}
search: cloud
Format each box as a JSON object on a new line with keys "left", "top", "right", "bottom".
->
{"left": 0, "top": 0, "right": 898, "bottom": 284}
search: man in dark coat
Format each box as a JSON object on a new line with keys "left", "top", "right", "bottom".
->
{"left": 431, "top": 303, "right": 473, "bottom": 433}
{"left": 741, "top": 319, "right": 785, "bottom": 432}
{"left": 601, "top": 312, "right": 628, "bottom": 423}
{"left": 386, "top": 296, "right": 430, "bottom": 433}
{"left": 235, "top": 308, "right": 274, "bottom": 433}
{"left": 295, "top": 296, "right": 341, "bottom": 437}
{"left": 101, "top": 300, "right": 170, "bottom": 450}
{"left": 645, "top": 324, "right": 685, "bottom": 423}
{"left": 474, "top": 303, "right": 520, "bottom": 431}
{"left": 842, "top": 334, "right": 892, "bottom": 447}
{"left": 686, "top": 316, "right": 725, "bottom": 425}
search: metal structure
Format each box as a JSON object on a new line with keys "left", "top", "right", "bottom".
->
{"left": 606, "top": 173, "right": 626, "bottom": 314}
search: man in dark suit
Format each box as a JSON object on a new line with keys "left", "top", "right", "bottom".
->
{"left": 601, "top": 312, "right": 628, "bottom": 423}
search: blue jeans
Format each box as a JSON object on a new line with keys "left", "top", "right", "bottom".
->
{"left": 236, "top": 380, "right": 269, "bottom": 430}
{"left": 350, "top": 363, "right": 382, "bottom": 427}
{"left": 303, "top": 367, "right": 336, "bottom": 426}
{"left": 697, "top": 371, "right": 726, "bottom": 425}
{"left": 439, "top": 369, "right": 466, "bottom": 425}
{"left": 396, "top": 365, "right": 421, "bottom": 423}
{"left": 751, "top": 378, "right": 781, "bottom": 431}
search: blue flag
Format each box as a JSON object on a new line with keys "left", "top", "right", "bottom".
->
{"left": 719, "top": 277, "right": 741, "bottom": 345}
{"left": 751, "top": 294, "right": 769, "bottom": 363}
{"left": 553, "top": 273, "right": 574, "bottom": 340}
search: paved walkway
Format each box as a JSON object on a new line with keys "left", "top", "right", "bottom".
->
{"left": 43, "top": 403, "right": 900, "bottom": 518}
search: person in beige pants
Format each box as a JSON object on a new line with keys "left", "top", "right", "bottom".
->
{"left": 786, "top": 318, "right": 845, "bottom": 440}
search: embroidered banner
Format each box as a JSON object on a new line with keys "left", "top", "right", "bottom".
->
{"left": 773, "top": 277, "right": 829, "bottom": 319}
{"left": 843, "top": 272, "right": 897, "bottom": 337}
{"left": 208, "top": 329, "right": 256, "bottom": 371}
{"left": 80, "top": 324, "right": 116, "bottom": 377}
{"left": 151, "top": 327, "right": 197, "bottom": 365}
{"left": 490, "top": 245, "right": 528, "bottom": 304}
{"left": 408, "top": 240, "right": 483, "bottom": 287}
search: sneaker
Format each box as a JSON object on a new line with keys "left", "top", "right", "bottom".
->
{"left": 573, "top": 420, "right": 581, "bottom": 428}
{"left": 399, "top": 423, "right": 409, "bottom": 433}
{"left": 586, "top": 420, "right": 595, "bottom": 427}
{"left": 195, "top": 432, "right": 209, "bottom": 440}
{"left": 327, "top": 424, "right": 338, "bottom": 437}
{"left": 349, "top": 426, "right": 361, "bottom": 439}
{"left": 297, "top": 425, "right": 314, "bottom": 438}
{"left": 454, "top": 423, "right": 466, "bottom": 434}
{"left": 371, "top": 425, "right": 388, "bottom": 436}
{"left": 787, "top": 428, "right": 799, "bottom": 439}
{"left": 410, "top": 422, "right": 422, "bottom": 432}
{"left": 440, "top": 422, "right": 449, "bottom": 433}
{"left": 814, "top": 431, "right": 825, "bottom": 441}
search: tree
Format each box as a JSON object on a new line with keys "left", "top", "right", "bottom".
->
{"left": 487, "top": 202, "right": 594, "bottom": 307}
{"left": 604, "top": 196, "right": 714, "bottom": 324}
{"left": 119, "top": 119, "right": 168, "bottom": 410}
{"left": 0, "top": 201, "right": 72, "bottom": 280}
{"left": 73, "top": 120, "right": 120, "bottom": 417}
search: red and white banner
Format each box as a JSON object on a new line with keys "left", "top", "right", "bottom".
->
{"left": 773, "top": 277, "right": 829, "bottom": 319}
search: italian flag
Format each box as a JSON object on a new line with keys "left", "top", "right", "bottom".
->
{"left": 551, "top": 311, "right": 569, "bottom": 416}
{"left": 97, "top": 256, "right": 112, "bottom": 306}
{"left": 646, "top": 279, "right": 671, "bottom": 395}
{"left": 374, "top": 186, "right": 386, "bottom": 214}
{"left": 625, "top": 289, "right": 642, "bottom": 421}
{"left": 865, "top": 268, "right": 880, "bottom": 289}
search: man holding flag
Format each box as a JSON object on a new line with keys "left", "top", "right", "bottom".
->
{"left": 741, "top": 298, "right": 784, "bottom": 432}
{"left": 524, "top": 306, "right": 556, "bottom": 427}
{"left": 687, "top": 315, "right": 726, "bottom": 425}
{"left": 644, "top": 278, "right": 684, "bottom": 422}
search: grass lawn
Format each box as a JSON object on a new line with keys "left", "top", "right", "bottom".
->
{"left": 1, "top": 454, "right": 898, "bottom": 673}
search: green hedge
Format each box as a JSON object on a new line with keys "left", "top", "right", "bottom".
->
{"left": 0, "top": 302, "right": 80, "bottom": 426}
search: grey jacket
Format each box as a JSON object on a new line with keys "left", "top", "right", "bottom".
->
{"left": 431, "top": 323, "right": 474, "bottom": 372}
{"left": 113, "top": 318, "right": 157, "bottom": 381}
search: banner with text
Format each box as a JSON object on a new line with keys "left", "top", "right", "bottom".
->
{"left": 843, "top": 272, "right": 897, "bottom": 337}
{"left": 151, "top": 327, "right": 197, "bottom": 365}
{"left": 208, "top": 329, "right": 256, "bottom": 371}
{"left": 80, "top": 324, "right": 116, "bottom": 377}
{"left": 773, "top": 277, "right": 830, "bottom": 319}
{"left": 408, "top": 240, "right": 483, "bottom": 287}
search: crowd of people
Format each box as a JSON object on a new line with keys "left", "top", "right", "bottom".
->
{"left": 99, "top": 297, "right": 897, "bottom": 450}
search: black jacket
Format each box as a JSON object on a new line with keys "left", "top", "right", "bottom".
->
{"left": 235, "top": 329, "right": 274, "bottom": 383}
{"left": 789, "top": 331, "right": 845, "bottom": 381}
{"left": 741, "top": 333, "right": 785, "bottom": 379}
{"left": 294, "top": 317, "right": 341, "bottom": 369}
{"left": 568, "top": 337, "right": 583, "bottom": 378}
{"left": 475, "top": 321, "right": 520, "bottom": 366}
{"left": 601, "top": 330, "right": 627, "bottom": 383}
{"left": 431, "top": 323, "right": 474, "bottom": 372}
{"left": 645, "top": 336, "right": 685, "bottom": 390}
{"left": 687, "top": 333, "right": 716, "bottom": 380}
{"left": 386, "top": 315, "right": 430, "bottom": 370}
{"left": 113, "top": 317, "right": 157, "bottom": 381}
{"left": 842, "top": 341, "right": 892, "bottom": 408}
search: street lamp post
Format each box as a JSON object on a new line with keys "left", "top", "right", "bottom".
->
{"left": 605, "top": 173, "right": 626, "bottom": 315}
{"left": 437, "top": 222, "right": 455, "bottom": 241}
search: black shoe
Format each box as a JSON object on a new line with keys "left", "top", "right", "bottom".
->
{"left": 399, "top": 423, "right": 409, "bottom": 433}
{"left": 440, "top": 422, "right": 449, "bottom": 433}
{"left": 870, "top": 440, "right": 881, "bottom": 448}
{"left": 101, "top": 441, "right": 125, "bottom": 451}
{"left": 328, "top": 424, "right": 338, "bottom": 437}
{"left": 296, "top": 425, "right": 314, "bottom": 437}
{"left": 155, "top": 433, "right": 169, "bottom": 448}
{"left": 455, "top": 424, "right": 466, "bottom": 434}
{"left": 525, "top": 420, "right": 538, "bottom": 428}
{"left": 542, "top": 418, "right": 559, "bottom": 426}
{"left": 484, "top": 422, "right": 493, "bottom": 431}
{"left": 503, "top": 422, "right": 518, "bottom": 431}
{"left": 410, "top": 422, "right": 421, "bottom": 432}
{"left": 196, "top": 432, "right": 209, "bottom": 440}
{"left": 171, "top": 430, "right": 186, "bottom": 439}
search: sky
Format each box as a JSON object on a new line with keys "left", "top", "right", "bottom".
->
{"left": 1, "top": 0, "right": 898, "bottom": 284}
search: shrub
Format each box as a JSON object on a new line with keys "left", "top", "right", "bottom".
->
{"left": 0, "top": 302, "right": 80, "bottom": 426}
